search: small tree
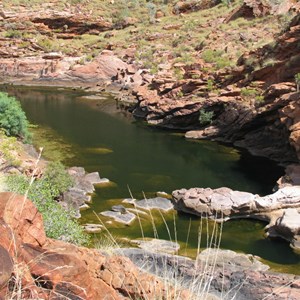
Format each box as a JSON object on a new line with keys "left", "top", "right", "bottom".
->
{"left": 295, "top": 73, "right": 300, "bottom": 92}
{"left": 0, "top": 92, "right": 31, "bottom": 142}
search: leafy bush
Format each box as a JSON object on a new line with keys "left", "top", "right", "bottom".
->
{"left": 240, "top": 87, "right": 259, "bottom": 99}
{"left": 5, "top": 29, "right": 23, "bottom": 38}
{"left": 43, "top": 161, "right": 74, "bottom": 197}
{"left": 5, "top": 162, "right": 89, "bottom": 246}
{"left": 201, "top": 49, "right": 232, "bottom": 69}
{"left": 199, "top": 109, "right": 214, "bottom": 125}
{"left": 0, "top": 92, "right": 31, "bottom": 142}
{"left": 146, "top": 2, "right": 157, "bottom": 24}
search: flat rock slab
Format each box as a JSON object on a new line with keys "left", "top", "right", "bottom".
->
{"left": 132, "top": 238, "right": 180, "bottom": 254}
{"left": 100, "top": 210, "right": 136, "bottom": 225}
{"left": 134, "top": 197, "right": 174, "bottom": 212}
{"left": 197, "top": 248, "right": 269, "bottom": 272}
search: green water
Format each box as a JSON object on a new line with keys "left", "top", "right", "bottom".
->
{"left": 3, "top": 85, "right": 300, "bottom": 274}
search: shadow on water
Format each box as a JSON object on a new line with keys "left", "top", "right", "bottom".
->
{"left": 1, "top": 85, "right": 299, "bottom": 274}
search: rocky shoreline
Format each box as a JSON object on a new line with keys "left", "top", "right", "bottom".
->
{"left": 1, "top": 1, "right": 300, "bottom": 298}
{"left": 1, "top": 191, "right": 300, "bottom": 300}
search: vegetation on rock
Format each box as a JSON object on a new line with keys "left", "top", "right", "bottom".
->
{"left": 5, "top": 161, "right": 89, "bottom": 246}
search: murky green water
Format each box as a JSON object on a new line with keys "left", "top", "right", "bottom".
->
{"left": 2, "top": 85, "right": 300, "bottom": 274}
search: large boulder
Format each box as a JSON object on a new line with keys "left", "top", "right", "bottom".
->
{"left": 69, "top": 50, "right": 128, "bottom": 82}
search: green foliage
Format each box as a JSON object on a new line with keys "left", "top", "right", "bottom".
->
{"left": 4, "top": 29, "right": 23, "bottom": 38}
{"left": 240, "top": 87, "right": 259, "bottom": 98}
{"left": 201, "top": 49, "right": 232, "bottom": 69}
{"left": 173, "top": 68, "right": 184, "bottom": 80}
{"left": 5, "top": 163, "right": 88, "bottom": 246}
{"left": 255, "top": 95, "right": 264, "bottom": 104}
{"left": 146, "top": 2, "right": 157, "bottom": 24}
{"left": 199, "top": 109, "right": 214, "bottom": 125}
{"left": 0, "top": 92, "right": 31, "bottom": 142}
{"left": 0, "top": 131, "right": 21, "bottom": 168}
{"left": 221, "top": 0, "right": 232, "bottom": 7}
{"left": 43, "top": 161, "right": 74, "bottom": 196}
{"left": 206, "top": 79, "right": 215, "bottom": 92}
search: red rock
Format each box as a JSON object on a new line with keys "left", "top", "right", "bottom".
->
{"left": 70, "top": 51, "right": 128, "bottom": 82}
{"left": 0, "top": 245, "right": 13, "bottom": 289}
{"left": 0, "top": 192, "right": 46, "bottom": 247}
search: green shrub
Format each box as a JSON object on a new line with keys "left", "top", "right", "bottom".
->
{"left": 206, "top": 79, "right": 215, "bottom": 92}
{"left": 199, "top": 109, "right": 214, "bottom": 125}
{"left": 146, "top": 2, "right": 157, "bottom": 24}
{"left": 43, "top": 161, "right": 74, "bottom": 196}
{"left": 201, "top": 49, "right": 232, "bottom": 69}
{"left": 241, "top": 87, "right": 259, "bottom": 99}
{"left": 4, "top": 29, "right": 22, "bottom": 38}
{"left": 5, "top": 163, "right": 88, "bottom": 246}
{"left": 0, "top": 92, "right": 31, "bottom": 142}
